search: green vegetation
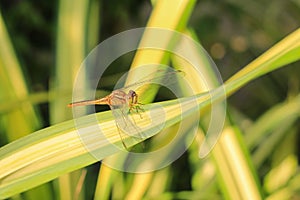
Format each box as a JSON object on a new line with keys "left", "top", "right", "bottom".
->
{"left": 0, "top": 0, "right": 299, "bottom": 199}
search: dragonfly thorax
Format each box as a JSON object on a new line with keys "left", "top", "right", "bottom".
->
{"left": 108, "top": 89, "right": 137, "bottom": 107}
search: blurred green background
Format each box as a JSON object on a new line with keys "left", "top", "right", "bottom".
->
{"left": 0, "top": 0, "right": 299, "bottom": 199}
{"left": 1, "top": 0, "right": 299, "bottom": 122}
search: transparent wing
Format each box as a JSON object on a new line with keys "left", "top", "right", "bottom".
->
{"left": 113, "top": 67, "right": 185, "bottom": 94}
{"left": 109, "top": 104, "right": 145, "bottom": 143}
{"left": 109, "top": 68, "right": 185, "bottom": 147}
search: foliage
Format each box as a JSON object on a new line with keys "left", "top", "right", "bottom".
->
{"left": 0, "top": 0, "right": 299, "bottom": 199}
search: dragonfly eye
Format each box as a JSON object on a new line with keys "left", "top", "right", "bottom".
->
{"left": 129, "top": 90, "right": 136, "bottom": 97}
{"left": 133, "top": 92, "right": 137, "bottom": 97}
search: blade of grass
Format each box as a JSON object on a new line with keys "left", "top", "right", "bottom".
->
{"left": 264, "top": 155, "right": 298, "bottom": 200}
{"left": 94, "top": 165, "right": 116, "bottom": 200}
{"left": 0, "top": 8, "right": 52, "bottom": 199}
{"left": 245, "top": 94, "right": 300, "bottom": 149}
{"left": 211, "top": 28, "right": 300, "bottom": 200}
{"left": 245, "top": 95, "right": 300, "bottom": 167}
{"left": 225, "top": 28, "right": 300, "bottom": 95}
{"left": 0, "top": 93, "right": 204, "bottom": 199}
{"left": 0, "top": 26, "right": 300, "bottom": 199}
{"left": 212, "top": 126, "right": 263, "bottom": 200}
{"left": 174, "top": 29, "right": 263, "bottom": 200}
{"left": 97, "top": 0, "right": 197, "bottom": 198}
{"left": 126, "top": 0, "right": 197, "bottom": 96}
{"left": 0, "top": 8, "right": 40, "bottom": 140}
{"left": 52, "top": 0, "right": 90, "bottom": 199}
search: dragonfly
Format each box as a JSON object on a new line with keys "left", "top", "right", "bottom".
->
{"left": 68, "top": 68, "right": 185, "bottom": 149}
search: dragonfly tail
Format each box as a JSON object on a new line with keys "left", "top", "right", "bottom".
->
{"left": 67, "top": 97, "right": 108, "bottom": 107}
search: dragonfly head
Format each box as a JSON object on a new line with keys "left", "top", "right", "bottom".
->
{"left": 128, "top": 90, "right": 136, "bottom": 96}
{"left": 128, "top": 90, "right": 138, "bottom": 104}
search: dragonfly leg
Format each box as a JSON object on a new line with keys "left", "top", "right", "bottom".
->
{"left": 115, "top": 122, "right": 129, "bottom": 150}
{"left": 118, "top": 108, "right": 143, "bottom": 143}
{"left": 135, "top": 105, "right": 144, "bottom": 119}
{"left": 129, "top": 103, "right": 144, "bottom": 119}
{"left": 115, "top": 120, "right": 145, "bottom": 150}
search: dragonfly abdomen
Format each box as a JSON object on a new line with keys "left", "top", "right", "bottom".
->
{"left": 67, "top": 97, "right": 109, "bottom": 107}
